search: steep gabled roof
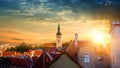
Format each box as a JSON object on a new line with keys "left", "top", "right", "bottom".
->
{"left": 66, "top": 40, "right": 78, "bottom": 60}
{"left": 8, "top": 57, "right": 30, "bottom": 68}
{"left": 49, "top": 52, "right": 83, "bottom": 68}
{"left": 66, "top": 40, "right": 93, "bottom": 60}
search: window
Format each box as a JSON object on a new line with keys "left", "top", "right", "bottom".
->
{"left": 97, "top": 56, "right": 103, "bottom": 61}
{"left": 84, "top": 54, "right": 90, "bottom": 63}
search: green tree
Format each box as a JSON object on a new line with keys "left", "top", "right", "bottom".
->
{"left": 62, "top": 42, "right": 69, "bottom": 47}
{"left": 7, "top": 42, "right": 33, "bottom": 53}
{"left": 62, "top": 42, "right": 70, "bottom": 51}
{"left": 16, "top": 42, "right": 33, "bottom": 53}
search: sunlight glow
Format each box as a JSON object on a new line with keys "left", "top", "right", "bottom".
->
{"left": 91, "top": 30, "right": 105, "bottom": 44}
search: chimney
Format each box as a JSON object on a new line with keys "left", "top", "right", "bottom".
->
{"left": 75, "top": 33, "right": 78, "bottom": 48}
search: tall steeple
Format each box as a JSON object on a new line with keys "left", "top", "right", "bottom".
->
{"left": 56, "top": 24, "right": 61, "bottom": 35}
{"left": 56, "top": 23, "right": 62, "bottom": 50}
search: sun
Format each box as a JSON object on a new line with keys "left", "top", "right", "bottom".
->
{"left": 93, "top": 32, "right": 104, "bottom": 42}
{"left": 91, "top": 30, "right": 105, "bottom": 44}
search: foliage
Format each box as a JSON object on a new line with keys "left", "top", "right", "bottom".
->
{"left": 7, "top": 42, "right": 33, "bottom": 53}
{"left": 16, "top": 42, "right": 33, "bottom": 53}
{"left": 6, "top": 42, "right": 70, "bottom": 53}
{"left": 6, "top": 42, "right": 45, "bottom": 53}
{"left": 62, "top": 42, "right": 70, "bottom": 47}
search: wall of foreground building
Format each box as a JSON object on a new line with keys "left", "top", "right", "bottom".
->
{"left": 111, "top": 21, "right": 120, "bottom": 68}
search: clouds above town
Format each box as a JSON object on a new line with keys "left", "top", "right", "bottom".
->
{"left": 1, "top": 0, "right": 120, "bottom": 21}
{"left": 0, "top": 0, "right": 119, "bottom": 43}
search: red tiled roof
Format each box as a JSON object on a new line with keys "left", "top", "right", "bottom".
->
{"left": 18, "top": 58, "right": 30, "bottom": 67}
{"left": 43, "top": 43, "right": 56, "bottom": 48}
{"left": 3, "top": 51, "right": 16, "bottom": 57}
{"left": 66, "top": 40, "right": 78, "bottom": 60}
{"left": 34, "top": 50, "right": 42, "bottom": 57}
{"left": 31, "top": 56, "right": 39, "bottom": 64}
{"left": 8, "top": 57, "right": 30, "bottom": 68}
{"left": 32, "top": 49, "right": 53, "bottom": 68}
{"left": 66, "top": 40, "right": 93, "bottom": 60}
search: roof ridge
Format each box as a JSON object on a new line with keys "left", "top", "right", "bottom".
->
{"left": 45, "top": 50, "right": 53, "bottom": 61}
{"left": 48, "top": 52, "right": 83, "bottom": 68}
{"left": 66, "top": 40, "right": 74, "bottom": 52}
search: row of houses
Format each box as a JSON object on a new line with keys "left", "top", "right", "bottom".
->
{"left": 0, "top": 48, "right": 82, "bottom": 68}
{"left": 0, "top": 33, "right": 111, "bottom": 68}
{"left": 2, "top": 21, "right": 119, "bottom": 68}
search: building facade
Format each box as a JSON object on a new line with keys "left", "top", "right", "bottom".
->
{"left": 110, "top": 21, "right": 120, "bottom": 68}
{"left": 67, "top": 33, "right": 111, "bottom": 68}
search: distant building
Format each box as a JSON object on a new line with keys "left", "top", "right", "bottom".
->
{"left": 0, "top": 51, "right": 2, "bottom": 57}
{"left": 66, "top": 33, "right": 111, "bottom": 68}
{"left": 3, "top": 51, "right": 22, "bottom": 57}
{"left": 43, "top": 43, "right": 56, "bottom": 48}
{"left": 110, "top": 21, "right": 120, "bottom": 68}
{"left": 0, "top": 46, "right": 3, "bottom": 57}
{"left": 56, "top": 24, "right": 62, "bottom": 50}
{"left": 42, "top": 24, "right": 62, "bottom": 50}
{"left": 0, "top": 46, "right": 6, "bottom": 57}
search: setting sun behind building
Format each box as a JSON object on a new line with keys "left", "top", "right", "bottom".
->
{"left": 90, "top": 29, "right": 109, "bottom": 46}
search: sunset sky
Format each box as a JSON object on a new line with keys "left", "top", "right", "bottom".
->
{"left": 0, "top": 0, "right": 120, "bottom": 44}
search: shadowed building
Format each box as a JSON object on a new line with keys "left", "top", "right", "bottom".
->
{"left": 67, "top": 33, "right": 111, "bottom": 68}
{"left": 49, "top": 53, "right": 83, "bottom": 68}
{"left": 110, "top": 21, "right": 120, "bottom": 68}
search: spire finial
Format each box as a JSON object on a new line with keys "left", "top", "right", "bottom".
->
{"left": 56, "top": 21, "right": 61, "bottom": 35}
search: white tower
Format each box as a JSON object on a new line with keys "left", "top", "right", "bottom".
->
{"left": 56, "top": 24, "right": 62, "bottom": 50}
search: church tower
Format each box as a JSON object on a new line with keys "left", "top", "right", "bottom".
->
{"left": 56, "top": 24, "right": 62, "bottom": 50}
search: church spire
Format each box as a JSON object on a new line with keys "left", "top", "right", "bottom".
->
{"left": 56, "top": 23, "right": 62, "bottom": 50}
{"left": 56, "top": 24, "right": 61, "bottom": 35}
